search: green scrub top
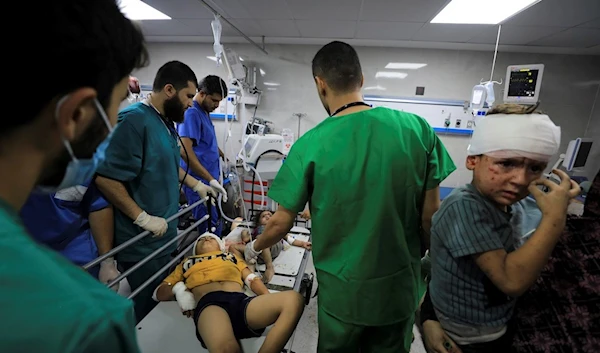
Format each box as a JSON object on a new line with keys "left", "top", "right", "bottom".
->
{"left": 269, "top": 107, "right": 456, "bottom": 326}
{"left": 96, "top": 102, "right": 180, "bottom": 262}
{"left": 0, "top": 199, "right": 140, "bottom": 353}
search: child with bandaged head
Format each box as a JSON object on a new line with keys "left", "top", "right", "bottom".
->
{"left": 153, "top": 232, "right": 304, "bottom": 353}
{"left": 419, "top": 104, "right": 581, "bottom": 353}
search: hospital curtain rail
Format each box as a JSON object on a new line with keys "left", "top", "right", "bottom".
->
{"left": 83, "top": 197, "right": 209, "bottom": 271}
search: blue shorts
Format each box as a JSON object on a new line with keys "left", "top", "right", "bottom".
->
{"left": 193, "top": 291, "right": 265, "bottom": 348}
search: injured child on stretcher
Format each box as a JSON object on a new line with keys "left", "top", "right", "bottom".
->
{"left": 153, "top": 233, "right": 305, "bottom": 353}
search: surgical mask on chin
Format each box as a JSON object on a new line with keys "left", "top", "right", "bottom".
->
{"left": 35, "top": 98, "right": 114, "bottom": 194}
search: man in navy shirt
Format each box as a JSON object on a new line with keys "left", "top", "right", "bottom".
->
{"left": 178, "top": 75, "right": 229, "bottom": 235}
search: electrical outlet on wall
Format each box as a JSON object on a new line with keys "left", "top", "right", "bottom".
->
{"left": 467, "top": 120, "right": 473, "bottom": 128}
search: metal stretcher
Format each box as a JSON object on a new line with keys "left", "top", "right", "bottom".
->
{"left": 84, "top": 197, "right": 314, "bottom": 353}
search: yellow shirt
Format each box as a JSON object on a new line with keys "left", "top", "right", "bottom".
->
{"left": 163, "top": 251, "right": 248, "bottom": 288}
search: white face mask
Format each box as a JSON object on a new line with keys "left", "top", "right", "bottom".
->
{"left": 36, "top": 97, "right": 114, "bottom": 194}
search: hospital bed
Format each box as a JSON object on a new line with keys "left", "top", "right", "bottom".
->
{"left": 84, "top": 197, "right": 314, "bottom": 353}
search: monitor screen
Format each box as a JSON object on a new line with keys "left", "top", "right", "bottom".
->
{"left": 573, "top": 141, "right": 593, "bottom": 168}
{"left": 507, "top": 68, "right": 539, "bottom": 98}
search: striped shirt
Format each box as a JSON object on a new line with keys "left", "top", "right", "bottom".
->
{"left": 430, "top": 184, "right": 541, "bottom": 327}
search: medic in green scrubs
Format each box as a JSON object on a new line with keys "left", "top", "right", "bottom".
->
{"left": 246, "top": 41, "right": 456, "bottom": 353}
{"left": 96, "top": 61, "right": 215, "bottom": 322}
{"left": 0, "top": 1, "right": 148, "bottom": 351}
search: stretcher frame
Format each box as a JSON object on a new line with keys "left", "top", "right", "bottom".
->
{"left": 84, "top": 197, "right": 313, "bottom": 353}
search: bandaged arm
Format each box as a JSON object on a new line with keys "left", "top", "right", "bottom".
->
{"left": 242, "top": 268, "right": 269, "bottom": 295}
{"left": 153, "top": 263, "right": 185, "bottom": 301}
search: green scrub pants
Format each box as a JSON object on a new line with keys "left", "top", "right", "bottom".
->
{"left": 121, "top": 254, "right": 171, "bottom": 323}
{"left": 317, "top": 305, "right": 414, "bottom": 353}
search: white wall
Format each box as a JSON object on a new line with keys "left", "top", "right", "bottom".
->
{"left": 134, "top": 43, "right": 600, "bottom": 186}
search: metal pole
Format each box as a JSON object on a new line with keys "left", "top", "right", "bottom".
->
{"left": 83, "top": 197, "right": 208, "bottom": 270}
{"left": 490, "top": 24, "right": 502, "bottom": 82}
{"left": 107, "top": 215, "right": 209, "bottom": 288}
{"left": 198, "top": 0, "right": 268, "bottom": 55}
{"left": 128, "top": 237, "right": 197, "bottom": 300}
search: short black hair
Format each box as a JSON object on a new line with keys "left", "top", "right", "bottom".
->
{"left": 11, "top": 0, "right": 149, "bottom": 137}
{"left": 152, "top": 61, "right": 198, "bottom": 92}
{"left": 312, "top": 41, "right": 363, "bottom": 93}
{"left": 199, "top": 75, "right": 228, "bottom": 97}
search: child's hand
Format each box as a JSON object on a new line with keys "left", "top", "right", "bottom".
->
{"left": 529, "top": 169, "right": 580, "bottom": 220}
{"left": 302, "top": 241, "right": 312, "bottom": 251}
{"left": 300, "top": 209, "right": 311, "bottom": 220}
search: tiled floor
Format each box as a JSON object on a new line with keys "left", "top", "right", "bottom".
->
{"left": 288, "top": 254, "right": 428, "bottom": 353}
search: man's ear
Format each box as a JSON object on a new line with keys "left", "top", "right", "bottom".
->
{"left": 55, "top": 87, "right": 97, "bottom": 142}
{"left": 466, "top": 155, "right": 480, "bottom": 170}
{"left": 315, "top": 76, "right": 327, "bottom": 95}
{"left": 164, "top": 84, "right": 176, "bottom": 99}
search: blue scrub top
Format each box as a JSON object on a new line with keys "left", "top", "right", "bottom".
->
{"left": 20, "top": 180, "right": 109, "bottom": 269}
{"left": 177, "top": 100, "right": 220, "bottom": 183}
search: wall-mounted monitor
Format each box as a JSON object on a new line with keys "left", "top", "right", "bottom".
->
{"left": 503, "top": 64, "right": 544, "bottom": 105}
{"left": 563, "top": 138, "right": 593, "bottom": 171}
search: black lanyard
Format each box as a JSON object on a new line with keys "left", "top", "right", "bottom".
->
{"left": 330, "top": 101, "right": 372, "bottom": 117}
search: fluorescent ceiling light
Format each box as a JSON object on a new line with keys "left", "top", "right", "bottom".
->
{"left": 375, "top": 72, "right": 408, "bottom": 79}
{"left": 239, "top": 57, "right": 244, "bottom": 62}
{"left": 260, "top": 69, "right": 266, "bottom": 76}
{"left": 364, "top": 85, "right": 387, "bottom": 91}
{"left": 263, "top": 82, "right": 280, "bottom": 86}
{"left": 385, "top": 63, "right": 427, "bottom": 70}
{"left": 206, "top": 56, "right": 218, "bottom": 62}
{"left": 119, "top": 0, "right": 171, "bottom": 20}
{"left": 430, "top": 0, "right": 541, "bottom": 25}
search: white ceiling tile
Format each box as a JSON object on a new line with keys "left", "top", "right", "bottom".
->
{"left": 356, "top": 21, "right": 423, "bottom": 40}
{"left": 174, "top": 19, "right": 214, "bottom": 35}
{"left": 223, "top": 19, "right": 264, "bottom": 36}
{"left": 530, "top": 27, "right": 600, "bottom": 47}
{"left": 286, "top": 0, "right": 362, "bottom": 21}
{"left": 142, "top": 0, "right": 214, "bottom": 19}
{"left": 504, "top": 0, "right": 600, "bottom": 27}
{"left": 295, "top": 20, "right": 357, "bottom": 38}
{"left": 257, "top": 20, "right": 301, "bottom": 37}
{"left": 412, "top": 24, "right": 494, "bottom": 42}
{"left": 578, "top": 18, "right": 600, "bottom": 29}
{"left": 469, "top": 26, "right": 567, "bottom": 45}
{"left": 360, "top": 0, "right": 448, "bottom": 22}
{"left": 215, "top": 0, "right": 292, "bottom": 19}
{"left": 138, "top": 20, "right": 202, "bottom": 36}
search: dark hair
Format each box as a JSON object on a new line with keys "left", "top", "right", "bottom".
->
{"left": 312, "top": 41, "right": 363, "bottom": 93}
{"left": 11, "top": 0, "right": 149, "bottom": 137}
{"left": 152, "top": 61, "right": 198, "bottom": 92}
{"left": 199, "top": 75, "right": 228, "bottom": 97}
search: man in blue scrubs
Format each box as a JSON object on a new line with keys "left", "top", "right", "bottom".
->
{"left": 20, "top": 180, "right": 119, "bottom": 289}
{"left": 178, "top": 75, "right": 229, "bottom": 235}
{"left": 96, "top": 61, "right": 215, "bottom": 322}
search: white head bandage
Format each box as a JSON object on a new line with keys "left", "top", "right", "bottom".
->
{"left": 467, "top": 113, "right": 561, "bottom": 162}
{"left": 193, "top": 232, "right": 225, "bottom": 255}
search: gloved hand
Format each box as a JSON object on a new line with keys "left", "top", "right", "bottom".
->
{"left": 99, "top": 257, "right": 121, "bottom": 292}
{"left": 209, "top": 179, "right": 228, "bottom": 203}
{"left": 134, "top": 211, "right": 168, "bottom": 237}
{"left": 172, "top": 282, "right": 196, "bottom": 312}
{"left": 193, "top": 180, "right": 216, "bottom": 202}
{"left": 244, "top": 240, "right": 262, "bottom": 263}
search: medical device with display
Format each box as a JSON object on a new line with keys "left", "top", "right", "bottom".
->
{"left": 562, "top": 138, "right": 593, "bottom": 172}
{"left": 503, "top": 64, "right": 544, "bottom": 104}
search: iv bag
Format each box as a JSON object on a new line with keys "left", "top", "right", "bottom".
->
{"left": 211, "top": 16, "right": 223, "bottom": 63}
{"left": 484, "top": 81, "right": 496, "bottom": 107}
